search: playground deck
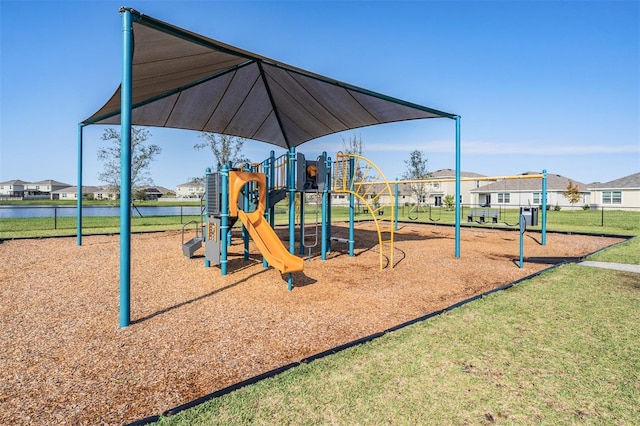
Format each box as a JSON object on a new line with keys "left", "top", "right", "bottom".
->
{"left": 0, "top": 223, "right": 625, "bottom": 425}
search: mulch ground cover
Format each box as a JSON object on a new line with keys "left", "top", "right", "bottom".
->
{"left": 0, "top": 222, "right": 624, "bottom": 425}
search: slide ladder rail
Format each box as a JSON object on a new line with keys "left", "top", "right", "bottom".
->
{"left": 255, "top": 153, "right": 288, "bottom": 191}
{"left": 333, "top": 152, "right": 395, "bottom": 270}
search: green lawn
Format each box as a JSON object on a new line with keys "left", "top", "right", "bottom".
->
{"left": 2, "top": 203, "right": 637, "bottom": 239}
{"left": 2, "top": 203, "right": 638, "bottom": 424}
{"left": 393, "top": 206, "right": 640, "bottom": 236}
{"left": 155, "top": 245, "right": 639, "bottom": 425}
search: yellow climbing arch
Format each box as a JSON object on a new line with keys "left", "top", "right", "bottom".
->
{"left": 333, "top": 152, "right": 395, "bottom": 270}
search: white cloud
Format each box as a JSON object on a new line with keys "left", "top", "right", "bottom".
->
{"left": 366, "top": 140, "right": 640, "bottom": 155}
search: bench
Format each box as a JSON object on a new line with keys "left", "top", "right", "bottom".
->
{"left": 467, "top": 208, "right": 499, "bottom": 224}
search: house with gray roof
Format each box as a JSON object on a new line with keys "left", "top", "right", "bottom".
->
{"left": 330, "top": 169, "right": 490, "bottom": 208}
{"left": 0, "top": 179, "right": 29, "bottom": 198}
{"left": 470, "top": 172, "right": 589, "bottom": 210}
{"left": 25, "top": 179, "right": 71, "bottom": 199}
{"left": 51, "top": 186, "right": 107, "bottom": 200}
{"left": 588, "top": 172, "right": 640, "bottom": 211}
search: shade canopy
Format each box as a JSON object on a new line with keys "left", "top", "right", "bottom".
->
{"left": 84, "top": 8, "right": 456, "bottom": 149}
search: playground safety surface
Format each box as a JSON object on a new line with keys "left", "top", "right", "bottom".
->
{"left": 0, "top": 223, "right": 626, "bottom": 425}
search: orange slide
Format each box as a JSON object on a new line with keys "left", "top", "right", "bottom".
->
{"left": 236, "top": 209, "right": 304, "bottom": 274}
{"left": 228, "top": 170, "right": 303, "bottom": 275}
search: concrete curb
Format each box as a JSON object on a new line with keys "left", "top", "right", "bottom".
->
{"left": 578, "top": 261, "right": 640, "bottom": 274}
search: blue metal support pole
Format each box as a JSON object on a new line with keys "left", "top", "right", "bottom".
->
{"left": 327, "top": 156, "right": 332, "bottom": 252}
{"left": 269, "top": 150, "right": 276, "bottom": 228}
{"left": 226, "top": 161, "right": 233, "bottom": 248}
{"left": 243, "top": 163, "right": 250, "bottom": 261}
{"left": 455, "top": 115, "right": 461, "bottom": 258}
{"left": 348, "top": 156, "right": 355, "bottom": 257}
{"left": 263, "top": 155, "right": 272, "bottom": 269}
{"left": 220, "top": 164, "right": 229, "bottom": 275}
{"left": 541, "top": 169, "right": 547, "bottom": 246}
{"left": 321, "top": 152, "right": 328, "bottom": 261}
{"left": 287, "top": 148, "right": 297, "bottom": 292}
{"left": 77, "top": 124, "right": 83, "bottom": 246}
{"left": 394, "top": 179, "right": 399, "bottom": 231}
{"left": 288, "top": 148, "right": 296, "bottom": 255}
{"left": 204, "top": 168, "right": 211, "bottom": 268}
{"left": 119, "top": 9, "right": 134, "bottom": 328}
{"left": 299, "top": 191, "right": 305, "bottom": 254}
{"left": 519, "top": 214, "right": 525, "bottom": 268}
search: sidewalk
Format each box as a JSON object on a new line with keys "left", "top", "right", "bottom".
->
{"left": 579, "top": 261, "right": 640, "bottom": 274}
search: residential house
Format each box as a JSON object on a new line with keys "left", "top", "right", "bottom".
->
{"left": 51, "top": 186, "right": 106, "bottom": 200}
{"left": 328, "top": 169, "right": 488, "bottom": 208}
{"left": 588, "top": 172, "right": 640, "bottom": 211}
{"left": 25, "top": 179, "right": 71, "bottom": 198}
{"left": 175, "top": 181, "right": 205, "bottom": 198}
{"left": 424, "top": 169, "right": 488, "bottom": 206}
{"left": 0, "top": 179, "right": 28, "bottom": 198}
{"left": 470, "top": 172, "right": 589, "bottom": 210}
{"left": 136, "top": 185, "right": 172, "bottom": 200}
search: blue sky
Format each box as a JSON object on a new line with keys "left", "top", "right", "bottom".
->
{"left": 1, "top": 0, "right": 638, "bottom": 189}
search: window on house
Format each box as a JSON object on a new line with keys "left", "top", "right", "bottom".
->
{"left": 532, "top": 192, "right": 548, "bottom": 204}
{"left": 602, "top": 191, "right": 622, "bottom": 204}
{"left": 497, "top": 193, "right": 510, "bottom": 204}
{"left": 62, "top": 193, "right": 67, "bottom": 198}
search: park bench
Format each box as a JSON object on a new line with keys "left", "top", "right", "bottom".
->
{"left": 467, "top": 208, "right": 499, "bottom": 224}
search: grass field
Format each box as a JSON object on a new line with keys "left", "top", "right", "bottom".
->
{"left": 2, "top": 203, "right": 638, "bottom": 424}
{"left": 1, "top": 203, "right": 638, "bottom": 239}
{"left": 153, "top": 237, "right": 639, "bottom": 425}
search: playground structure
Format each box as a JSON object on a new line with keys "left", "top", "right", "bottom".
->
{"left": 188, "top": 150, "right": 396, "bottom": 290}
{"left": 182, "top": 147, "right": 548, "bottom": 291}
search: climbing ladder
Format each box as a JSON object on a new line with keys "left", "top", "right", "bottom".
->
{"left": 333, "top": 152, "right": 395, "bottom": 270}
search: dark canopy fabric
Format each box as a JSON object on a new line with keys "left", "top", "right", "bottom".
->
{"left": 84, "top": 8, "right": 456, "bottom": 149}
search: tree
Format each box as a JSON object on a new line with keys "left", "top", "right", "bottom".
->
{"left": 402, "top": 150, "right": 431, "bottom": 207}
{"left": 188, "top": 176, "right": 205, "bottom": 185}
{"left": 133, "top": 188, "right": 148, "bottom": 201}
{"left": 341, "top": 133, "right": 364, "bottom": 157}
{"left": 97, "top": 127, "right": 162, "bottom": 193}
{"left": 563, "top": 180, "right": 582, "bottom": 208}
{"left": 341, "top": 134, "right": 366, "bottom": 209}
{"left": 443, "top": 194, "right": 455, "bottom": 211}
{"left": 194, "top": 132, "right": 249, "bottom": 171}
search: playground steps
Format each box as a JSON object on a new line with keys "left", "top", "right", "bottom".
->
{"left": 182, "top": 237, "right": 203, "bottom": 258}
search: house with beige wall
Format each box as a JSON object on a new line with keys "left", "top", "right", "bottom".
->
{"left": 51, "top": 186, "right": 109, "bottom": 200}
{"left": 470, "top": 172, "right": 589, "bottom": 210}
{"left": 25, "top": 180, "right": 71, "bottom": 198}
{"left": 175, "top": 181, "right": 205, "bottom": 198}
{"left": 328, "top": 169, "right": 489, "bottom": 208}
{"left": 588, "top": 173, "right": 640, "bottom": 211}
{"left": 0, "top": 179, "right": 29, "bottom": 198}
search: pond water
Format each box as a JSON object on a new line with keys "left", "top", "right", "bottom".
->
{"left": 0, "top": 205, "right": 202, "bottom": 219}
